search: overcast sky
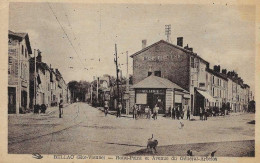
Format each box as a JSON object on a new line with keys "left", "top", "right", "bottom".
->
{"left": 9, "top": 3, "right": 255, "bottom": 92}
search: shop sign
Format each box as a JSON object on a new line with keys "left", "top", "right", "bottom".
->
{"left": 136, "top": 89, "right": 165, "bottom": 94}
{"left": 143, "top": 53, "right": 182, "bottom": 62}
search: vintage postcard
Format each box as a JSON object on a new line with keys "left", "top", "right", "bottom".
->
{"left": 0, "top": 0, "right": 259, "bottom": 163}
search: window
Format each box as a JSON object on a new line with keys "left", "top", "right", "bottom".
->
{"left": 154, "top": 71, "right": 161, "bottom": 77}
{"left": 194, "top": 58, "right": 199, "bottom": 68}
{"left": 148, "top": 71, "right": 152, "bottom": 76}
{"left": 212, "top": 76, "right": 215, "bottom": 84}
{"left": 190, "top": 57, "right": 194, "bottom": 68}
{"left": 199, "top": 83, "right": 205, "bottom": 87}
{"left": 22, "top": 45, "right": 24, "bottom": 55}
{"left": 25, "top": 49, "right": 27, "bottom": 58}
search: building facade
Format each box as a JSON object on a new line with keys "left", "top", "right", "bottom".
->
{"left": 8, "top": 30, "right": 32, "bottom": 114}
{"left": 130, "top": 39, "right": 251, "bottom": 115}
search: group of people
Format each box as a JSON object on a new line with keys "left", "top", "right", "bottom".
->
{"left": 199, "top": 107, "right": 209, "bottom": 121}
{"left": 132, "top": 104, "right": 160, "bottom": 120}
{"left": 168, "top": 105, "right": 191, "bottom": 120}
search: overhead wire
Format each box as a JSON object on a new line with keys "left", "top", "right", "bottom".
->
{"left": 47, "top": 3, "right": 86, "bottom": 70}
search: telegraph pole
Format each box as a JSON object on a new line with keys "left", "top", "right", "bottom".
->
{"left": 126, "top": 51, "right": 129, "bottom": 115}
{"left": 97, "top": 77, "right": 99, "bottom": 105}
{"left": 114, "top": 44, "right": 120, "bottom": 108}
{"left": 34, "top": 49, "right": 37, "bottom": 106}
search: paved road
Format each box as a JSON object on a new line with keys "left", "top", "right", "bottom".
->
{"left": 8, "top": 102, "right": 255, "bottom": 155}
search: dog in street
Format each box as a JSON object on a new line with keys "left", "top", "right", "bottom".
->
{"left": 146, "top": 134, "right": 158, "bottom": 154}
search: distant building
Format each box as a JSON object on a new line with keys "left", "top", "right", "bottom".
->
{"left": 8, "top": 30, "right": 32, "bottom": 114}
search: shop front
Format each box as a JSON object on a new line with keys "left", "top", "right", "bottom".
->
{"left": 130, "top": 75, "right": 190, "bottom": 114}
{"left": 135, "top": 88, "right": 166, "bottom": 113}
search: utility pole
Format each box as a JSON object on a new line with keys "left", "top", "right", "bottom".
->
{"left": 126, "top": 51, "right": 129, "bottom": 115}
{"left": 90, "top": 84, "right": 93, "bottom": 105}
{"left": 114, "top": 44, "right": 120, "bottom": 108}
{"left": 34, "top": 49, "right": 37, "bottom": 107}
{"left": 97, "top": 77, "right": 99, "bottom": 105}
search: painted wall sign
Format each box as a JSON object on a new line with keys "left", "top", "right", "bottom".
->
{"left": 143, "top": 53, "right": 182, "bottom": 62}
{"left": 136, "top": 89, "right": 165, "bottom": 94}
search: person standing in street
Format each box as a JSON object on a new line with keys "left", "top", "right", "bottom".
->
{"left": 199, "top": 107, "right": 203, "bottom": 120}
{"left": 187, "top": 106, "right": 190, "bottom": 120}
{"left": 104, "top": 100, "right": 109, "bottom": 116}
{"left": 117, "top": 102, "right": 122, "bottom": 118}
{"left": 133, "top": 104, "right": 137, "bottom": 119}
{"left": 59, "top": 98, "right": 63, "bottom": 118}
{"left": 176, "top": 106, "right": 180, "bottom": 120}
{"left": 148, "top": 107, "right": 151, "bottom": 119}
{"left": 204, "top": 106, "right": 208, "bottom": 121}
{"left": 145, "top": 105, "right": 149, "bottom": 119}
{"left": 153, "top": 104, "right": 159, "bottom": 120}
{"left": 172, "top": 107, "right": 175, "bottom": 119}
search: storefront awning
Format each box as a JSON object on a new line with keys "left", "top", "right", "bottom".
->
{"left": 131, "top": 75, "right": 188, "bottom": 92}
{"left": 197, "top": 90, "right": 216, "bottom": 102}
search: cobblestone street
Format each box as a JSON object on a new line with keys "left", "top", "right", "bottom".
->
{"left": 8, "top": 102, "right": 255, "bottom": 156}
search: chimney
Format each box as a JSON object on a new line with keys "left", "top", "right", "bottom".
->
{"left": 184, "top": 44, "right": 193, "bottom": 52}
{"left": 36, "top": 49, "right": 42, "bottom": 62}
{"left": 177, "top": 37, "right": 183, "bottom": 47}
{"left": 222, "top": 69, "right": 227, "bottom": 74}
{"left": 142, "top": 40, "right": 147, "bottom": 49}
{"left": 213, "top": 65, "right": 220, "bottom": 72}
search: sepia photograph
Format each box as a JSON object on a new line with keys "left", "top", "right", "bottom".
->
{"left": 5, "top": 1, "right": 257, "bottom": 159}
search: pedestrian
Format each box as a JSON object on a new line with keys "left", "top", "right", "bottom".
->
{"left": 117, "top": 102, "right": 122, "bottom": 118}
{"left": 169, "top": 106, "right": 172, "bottom": 118}
{"left": 181, "top": 106, "right": 184, "bottom": 119}
{"left": 202, "top": 107, "right": 205, "bottom": 121}
{"left": 153, "top": 104, "right": 159, "bottom": 120}
{"left": 104, "top": 100, "right": 109, "bottom": 116}
{"left": 145, "top": 106, "right": 149, "bottom": 119}
{"left": 148, "top": 107, "right": 151, "bottom": 119}
{"left": 133, "top": 104, "right": 137, "bottom": 119}
{"left": 187, "top": 106, "right": 190, "bottom": 120}
{"left": 172, "top": 107, "right": 175, "bottom": 119}
{"left": 176, "top": 106, "right": 180, "bottom": 120}
{"left": 204, "top": 106, "right": 208, "bottom": 121}
{"left": 199, "top": 107, "right": 203, "bottom": 120}
{"left": 59, "top": 98, "right": 63, "bottom": 118}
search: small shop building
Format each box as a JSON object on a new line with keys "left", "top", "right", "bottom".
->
{"left": 129, "top": 75, "right": 190, "bottom": 114}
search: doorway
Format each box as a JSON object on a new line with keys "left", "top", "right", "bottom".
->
{"left": 8, "top": 87, "right": 16, "bottom": 114}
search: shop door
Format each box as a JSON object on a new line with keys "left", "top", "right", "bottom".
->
{"left": 8, "top": 87, "right": 16, "bottom": 114}
{"left": 153, "top": 94, "right": 165, "bottom": 114}
{"left": 147, "top": 93, "right": 154, "bottom": 112}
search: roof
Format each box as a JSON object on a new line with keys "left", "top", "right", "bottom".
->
{"left": 130, "top": 40, "right": 209, "bottom": 64}
{"left": 131, "top": 75, "right": 188, "bottom": 93}
{"left": 8, "top": 30, "right": 32, "bottom": 54}
{"left": 206, "top": 68, "right": 228, "bottom": 81}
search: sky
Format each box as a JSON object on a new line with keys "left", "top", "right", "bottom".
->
{"left": 9, "top": 3, "right": 256, "bottom": 92}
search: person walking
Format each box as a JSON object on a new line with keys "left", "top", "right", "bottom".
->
{"left": 59, "top": 98, "right": 63, "bottom": 118}
{"left": 104, "top": 100, "right": 109, "bottom": 116}
{"left": 187, "top": 106, "right": 190, "bottom": 120}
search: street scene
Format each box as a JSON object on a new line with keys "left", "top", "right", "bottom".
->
{"left": 7, "top": 3, "right": 256, "bottom": 157}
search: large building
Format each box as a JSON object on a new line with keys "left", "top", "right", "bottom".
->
{"left": 130, "top": 38, "right": 251, "bottom": 115}
{"left": 8, "top": 30, "right": 32, "bottom": 114}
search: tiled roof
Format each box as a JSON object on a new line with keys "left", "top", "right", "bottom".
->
{"left": 8, "top": 30, "right": 32, "bottom": 54}
{"left": 206, "top": 68, "right": 228, "bottom": 81}
{"left": 131, "top": 75, "right": 188, "bottom": 93}
{"left": 130, "top": 40, "right": 209, "bottom": 64}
